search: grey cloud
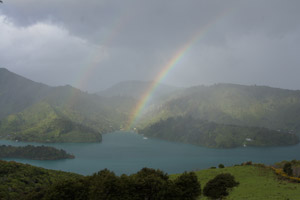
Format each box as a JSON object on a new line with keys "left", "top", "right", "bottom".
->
{"left": 0, "top": 0, "right": 300, "bottom": 91}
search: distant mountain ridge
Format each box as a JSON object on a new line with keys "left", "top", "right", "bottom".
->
{"left": 1, "top": 68, "right": 300, "bottom": 146}
{"left": 139, "top": 83, "right": 300, "bottom": 135}
{"left": 97, "top": 80, "right": 180, "bottom": 104}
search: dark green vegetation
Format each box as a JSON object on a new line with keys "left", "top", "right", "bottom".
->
{"left": 0, "top": 160, "right": 201, "bottom": 200}
{"left": 28, "top": 168, "right": 200, "bottom": 200}
{"left": 203, "top": 173, "right": 239, "bottom": 199}
{"left": 0, "top": 145, "right": 74, "bottom": 160}
{"left": 0, "top": 160, "right": 82, "bottom": 200}
{"left": 140, "top": 116, "right": 298, "bottom": 148}
{"left": 0, "top": 68, "right": 133, "bottom": 142}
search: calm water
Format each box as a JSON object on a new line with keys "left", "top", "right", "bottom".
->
{"left": 1, "top": 131, "right": 299, "bottom": 175}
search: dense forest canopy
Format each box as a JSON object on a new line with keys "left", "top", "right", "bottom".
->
{"left": 0, "top": 145, "right": 74, "bottom": 160}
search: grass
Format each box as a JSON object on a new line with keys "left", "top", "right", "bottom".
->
{"left": 171, "top": 165, "right": 300, "bottom": 200}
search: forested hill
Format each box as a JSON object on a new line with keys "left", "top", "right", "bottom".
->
{"left": 139, "top": 84, "right": 300, "bottom": 134}
{"left": 140, "top": 116, "right": 299, "bottom": 148}
{"left": 0, "top": 145, "right": 74, "bottom": 160}
{"left": 2, "top": 68, "right": 300, "bottom": 144}
{"left": 0, "top": 68, "right": 131, "bottom": 142}
{"left": 0, "top": 68, "right": 51, "bottom": 119}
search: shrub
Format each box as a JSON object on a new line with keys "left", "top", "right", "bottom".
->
{"left": 245, "top": 161, "right": 252, "bottom": 165}
{"left": 283, "top": 162, "right": 293, "bottom": 176}
{"left": 174, "top": 172, "right": 201, "bottom": 200}
{"left": 218, "top": 164, "right": 225, "bottom": 168}
{"left": 203, "top": 173, "right": 239, "bottom": 199}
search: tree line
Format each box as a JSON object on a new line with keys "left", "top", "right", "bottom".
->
{"left": 25, "top": 167, "right": 239, "bottom": 200}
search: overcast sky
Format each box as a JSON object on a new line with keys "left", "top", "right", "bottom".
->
{"left": 0, "top": 0, "right": 300, "bottom": 92}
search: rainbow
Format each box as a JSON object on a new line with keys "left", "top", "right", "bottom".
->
{"left": 126, "top": 8, "right": 232, "bottom": 130}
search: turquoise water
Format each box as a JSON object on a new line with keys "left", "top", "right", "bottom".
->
{"left": 1, "top": 131, "right": 299, "bottom": 175}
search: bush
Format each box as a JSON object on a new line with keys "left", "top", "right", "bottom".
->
{"left": 241, "top": 161, "right": 252, "bottom": 166}
{"left": 174, "top": 172, "right": 201, "bottom": 200}
{"left": 245, "top": 161, "right": 252, "bottom": 165}
{"left": 218, "top": 164, "right": 225, "bottom": 168}
{"left": 283, "top": 162, "right": 293, "bottom": 176}
{"left": 203, "top": 173, "right": 239, "bottom": 199}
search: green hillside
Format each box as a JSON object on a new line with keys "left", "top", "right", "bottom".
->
{"left": 0, "top": 68, "right": 50, "bottom": 119}
{"left": 42, "top": 85, "right": 129, "bottom": 134}
{"left": 171, "top": 165, "right": 300, "bottom": 200}
{"left": 139, "top": 84, "right": 300, "bottom": 134}
{"left": 2, "top": 68, "right": 300, "bottom": 144}
{"left": 0, "top": 101, "right": 103, "bottom": 142}
{"left": 140, "top": 116, "right": 299, "bottom": 148}
{"left": 0, "top": 69, "right": 131, "bottom": 142}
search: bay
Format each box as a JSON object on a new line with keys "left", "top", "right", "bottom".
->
{"left": 1, "top": 131, "right": 299, "bottom": 175}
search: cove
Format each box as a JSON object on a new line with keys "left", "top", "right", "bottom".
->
{"left": 1, "top": 131, "right": 299, "bottom": 175}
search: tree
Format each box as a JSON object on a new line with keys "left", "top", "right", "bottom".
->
{"left": 218, "top": 164, "right": 225, "bottom": 168}
{"left": 43, "top": 179, "right": 89, "bottom": 200}
{"left": 174, "top": 172, "right": 201, "bottom": 200}
{"left": 89, "top": 169, "right": 121, "bottom": 200}
{"left": 203, "top": 173, "right": 239, "bottom": 199}
{"left": 132, "top": 168, "right": 169, "bottom": 200}
{"left": 283, "top": 162, "right": 293, "bottom": 176}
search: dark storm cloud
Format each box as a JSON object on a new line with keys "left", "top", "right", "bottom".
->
{"left": 1, "top": 0, "right": 230, "bottom": 47}
{"left": 0, "top": 0, "right": 300, "bottom": 91}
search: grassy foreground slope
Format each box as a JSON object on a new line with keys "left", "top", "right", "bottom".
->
{"left": 171, "top": 165, "right": 300, "bottom": 200}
